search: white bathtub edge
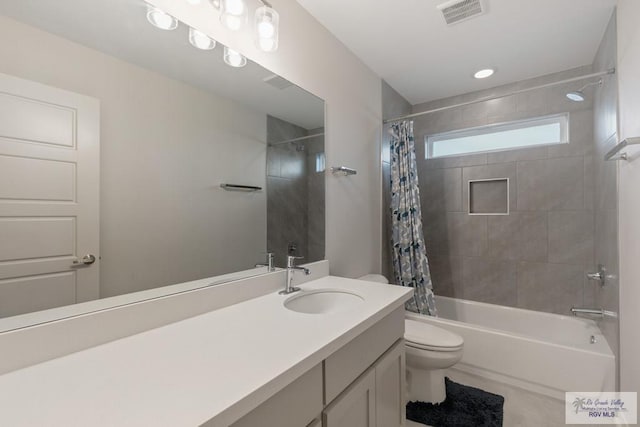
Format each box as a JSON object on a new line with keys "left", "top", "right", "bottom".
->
{"left": 450, "top": 362, "right": 566, "bottom": 401}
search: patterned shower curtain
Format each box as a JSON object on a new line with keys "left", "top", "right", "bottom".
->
{"left": 390, "top": 121, "right": 437, "bottom": 316}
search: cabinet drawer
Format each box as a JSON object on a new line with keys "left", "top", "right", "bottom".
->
{"left": 230, "top": 363, "right": 323, "bottom": 427}
{"left": 324, "top": 306, "right": 404, "bottom": 404}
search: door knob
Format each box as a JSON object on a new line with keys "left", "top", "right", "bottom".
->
{"left": 73, "top": 254, "right": 96, "bottom": 266}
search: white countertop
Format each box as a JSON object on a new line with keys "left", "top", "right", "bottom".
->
{"left": 0, "top": 276, "right": 412, "bottom": 426}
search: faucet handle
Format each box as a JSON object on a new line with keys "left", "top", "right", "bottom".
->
{"left": 586, "top": 264, "right": 606, "bottom": 287}
{"left": 286, "top": 255, "right": 304, "bottom": 268}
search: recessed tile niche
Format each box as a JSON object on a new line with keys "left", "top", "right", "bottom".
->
{"left": 468, "top": 178, "right": 509, "bottom": 215}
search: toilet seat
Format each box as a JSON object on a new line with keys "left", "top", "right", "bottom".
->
{"left": 405, "top": 319, "right": 464, "bottom": 352}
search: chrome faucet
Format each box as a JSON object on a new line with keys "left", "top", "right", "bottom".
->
{"left": 255, "top": 252, "right": 276, "bottom": 272}
{"left": 570, "top": 307, "right": 618, "bottom": 319}
{"left": 279, "top": 255, "right": 310, "bottom": 295}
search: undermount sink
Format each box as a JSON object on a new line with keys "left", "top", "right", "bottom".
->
{"left": 284, "top": 289, "right": 364, "bottom": 314}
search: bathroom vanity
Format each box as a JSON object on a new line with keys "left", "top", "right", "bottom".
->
{"left": 230, "top": 302, "right": 406, "bottom": 427}
{"left": 0, "top": 271, "right": 412, "bottom": 426}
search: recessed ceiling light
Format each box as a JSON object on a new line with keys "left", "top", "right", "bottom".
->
{"left": 474, "top": 68, "right": 495, "bottom": 79}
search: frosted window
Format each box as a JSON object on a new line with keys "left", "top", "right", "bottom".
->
{"left": 315, "top": 152, "right": 325, "bottom": 173}
{"left": 426, "top": 114, "right": 568, "bottom": 159}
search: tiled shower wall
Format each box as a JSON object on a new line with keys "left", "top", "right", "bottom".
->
{"left": 592, "top": 12, "right": 619, "bottom": 379}
{"left": 305, "top": 128, "right": 326, "bottom": 264}
{"left": 408, "top": 67, "right": 598, "bottom": 315}
{"left": 267, "top": 116, "right": 325, "bottom": 267}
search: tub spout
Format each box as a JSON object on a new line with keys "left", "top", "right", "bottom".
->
{"left": 570, "top": 307, "right": 618, "bottom": 319}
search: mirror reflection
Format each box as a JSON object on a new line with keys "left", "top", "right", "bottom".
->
{"left": 0, "top": 0, "right": 325, "bottom": 321}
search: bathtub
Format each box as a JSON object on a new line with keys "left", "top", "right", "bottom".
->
{"left": 406, "top": 296, "right": 616, "bottom": 400}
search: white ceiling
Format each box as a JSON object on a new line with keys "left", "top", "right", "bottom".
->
{"left": 296, "top": 0, "right": 617, "bottom": 105}
{"left": 0, "top": 0, "right": 324, "bottom": 130}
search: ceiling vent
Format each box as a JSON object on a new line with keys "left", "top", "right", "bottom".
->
{"left": 437, "top": 0, "right": 486, "bottom": 25}
{"left": 263, "top": 74, "right": 293, "bottom": 90}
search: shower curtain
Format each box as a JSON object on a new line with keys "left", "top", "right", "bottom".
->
{"left": 390, "top": 121, "right": 437, "bottom": 316}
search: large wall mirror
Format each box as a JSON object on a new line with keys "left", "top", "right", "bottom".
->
{"left": 0, "top": 0, "right": 325, "bottom": 329}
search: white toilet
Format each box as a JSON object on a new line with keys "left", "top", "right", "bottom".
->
{"left": 358, "top": 274, "right": 465, "bottom": 404}
{"left": 404, "top": 318, "right": 463, "bottom": 403}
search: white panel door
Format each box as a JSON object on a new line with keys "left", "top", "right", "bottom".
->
{"left": 323, "top": 368, "right": 376, "bottom": 427}
{"left": 0, "top": 72, "right": 99, "bottom": 318}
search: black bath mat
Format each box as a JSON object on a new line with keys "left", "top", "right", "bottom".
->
{"left": 406, "top": 377, "right": 504, "bottom": 427}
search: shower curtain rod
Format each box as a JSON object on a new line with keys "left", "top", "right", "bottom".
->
{"left": 269, "top": 132, "right": 325, "bottom": 146}
{"left": 383, "top": 68, "right": 616, "bottom": 124}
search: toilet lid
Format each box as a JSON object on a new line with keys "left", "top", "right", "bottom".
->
{"left": 404, "top": 319, "right": 464, "bottom": 350}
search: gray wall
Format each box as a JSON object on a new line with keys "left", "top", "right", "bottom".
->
{"left": 381, "top": 81, "right": 412, "bottom": 281}
{"left": 410, "top": 67, "right": 597, "bottom": 315}
{"left": 592, "top": 12, "right": 619, "bottom": 383}
{"left": 267, "top": 116, "right": 325, "bottom": 267}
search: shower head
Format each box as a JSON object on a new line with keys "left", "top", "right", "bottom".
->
{"left": 566, "top": 91, "right": 586, "bottom": 102}
{"left": 566, "top": 78, "right": 602, "bottom": 102}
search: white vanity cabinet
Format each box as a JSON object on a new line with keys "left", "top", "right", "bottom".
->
{"left": 323, "top": 367, "right": 376, "bottom": 427}
{"left": 228, "top": 363, "right": 323, "bottom": 427}
{"left": 230, "top": 306, "right": 406, "bottom": 427}
{"left": 323, "top": 339, "right": 406, "bottom": 427}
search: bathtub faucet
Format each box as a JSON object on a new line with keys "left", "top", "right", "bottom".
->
{"left": 570, "top": 307, "right": 618, "bottom": 319}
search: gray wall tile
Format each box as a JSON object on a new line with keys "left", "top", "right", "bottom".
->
{"left": 517, "top": 157, "right": 584, "bottom": 211}
{"left": 446, "top": 213, "right": 487, "bottom": 257}
{"left": 486, "top": 214, "right": 521, "bottom": 260}
{"left": 423, "top": 210, "right": 448, "bottom": 257}
{"left": 518, "top": 212, "right": 549, "bottom": 262}
{"left": 517, "top": 262, "right": 584, "bottom": 314}
{"left": 429, "top": 256, "right": 464, "bottom": 298}
{"left": 486, "top": 212, "right": 548, "bottom": 262}
{"left": 486, "top": 146, "right": 547, "bottom": 163}
{"left": 548, "top": 211, "right": 595, "bottom": 266}
{"left": 463, "top": 257, "right": 517, "bottom": 306}
{"left": 419, "top": 168, "right": 462, "bottom": 213}
{"left": 421, "top": 153, "right": 488, "bottom": 170}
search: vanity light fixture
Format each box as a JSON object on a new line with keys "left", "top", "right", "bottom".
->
{"left": 220, "top": 0, "right": 248, "bottom": 31}
{"left": 189, "top": 27, "right": 217, "bottom": 50}
{"left": 210, "top": 0, "right": 280, "bottom": 52}
{"left": 146, "top": 5, "right": 178, "bottom": 30}
{"left": 474, "top": 68, "right": 495, "bottom": 79}
{"left": 224, "top": 46, "right": 247, "bottom": 67}
{"left": 255, "top": 4, "right": 279, "bottom": 52}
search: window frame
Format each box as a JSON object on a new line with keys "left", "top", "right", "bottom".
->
{"left": 425, "top": 113, "right": 569, "bottom": 159}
